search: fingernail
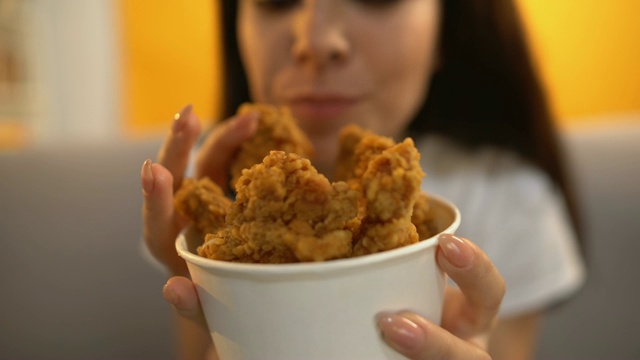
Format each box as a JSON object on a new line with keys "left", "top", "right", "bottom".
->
{"left": 376, "top": 313, "right": 423, "bottom": 352}
{"left": 438, "top": 233, "right": 474, "bottom": 268}
{"left": 173, "top": 104, "right": 193, "bottom": 133}
{"left": 163, "top": 283, "right": 179, "bottom": 306}
{"left": 141, "top": 159, "right": 154, "bottom": 195}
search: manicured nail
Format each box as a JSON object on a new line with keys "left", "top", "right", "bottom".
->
{"left": 163, "top": 283, "right": 179, "bottom": 306}
{"left": 438, "top": 233, "right": 474, "bottom": 268}
{"left": 173, "top": 104, "right": 193, "bottom": 133}
{"left": 376, "top": 312, "right": 423, "bottom": 352}
{"left": 141, "top": 159, "right": 154, "bottom": 195}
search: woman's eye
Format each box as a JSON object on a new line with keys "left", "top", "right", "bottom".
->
{"left": 253, "top": 0, "right": 299, "bottom": 11}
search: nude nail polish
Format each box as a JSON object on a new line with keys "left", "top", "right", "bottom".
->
{"left": 438, "top": 233, "right": 474, "bottom": 268}
{"left": 377, "top": 313, "right": 423, "bottom": 352}
{"left": 163, "top": 283, "right": 179, "bottom": 306}
{"left": 141, "top": 159, "right": 154, "bottom": 195}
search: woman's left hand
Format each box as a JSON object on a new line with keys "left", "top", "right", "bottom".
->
{"left": 376, "top": 233, "right": 505, "bottom": 359}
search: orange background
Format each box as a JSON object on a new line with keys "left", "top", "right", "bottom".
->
{"left": 118, "top": 0, "right": 639, "bottom": 135}
{"left": 519, "top": 0, "right": 640, "bottom": 125}
{"left": 118, "top": 0, "right": 222, "bottom": 137}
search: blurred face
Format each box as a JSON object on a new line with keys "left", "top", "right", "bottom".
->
{"left": 238, "top": 0, "right": 441, "bottom": 173}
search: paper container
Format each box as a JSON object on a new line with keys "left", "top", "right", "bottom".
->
{"left": 176, "top": 194, "right": 460, "bottom": 360}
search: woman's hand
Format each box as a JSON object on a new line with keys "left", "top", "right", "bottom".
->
{"left": 163, "top": 276, "right": 218, "bottom": 359}
{"left": 140, "top": 105, "right": 258, "bottom": 276}
{"left": 376, "top": 233, "right": 506, "bottom": 359}
{"left": 161, "top": 233, "right": 505, "bottom": 360}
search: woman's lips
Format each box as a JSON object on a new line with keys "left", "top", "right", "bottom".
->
{"left": 286, "top": 96, "right": 360, "bottom": 120}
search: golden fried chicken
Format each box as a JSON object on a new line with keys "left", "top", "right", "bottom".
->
{"left": 333, "top": 124, "right": 365, "bottom": 183}
{"left": 334, "top": 124, "right": 395, "bottom": 187}
{"left": 230, "top": 103, "right": 314, "bottom": 189}
{"left": 174, "top": 104, "right": 438, "bottom": 263}
{"left": 198, "top": 151, "right": 360, "bottom": 263}
{"left": 411, "top": 192, "right": 437, "bottom": 240}
{"left": 352, "top": 138, "right": 425, "bottom": 256}
{"left": 173, "top": 177, "right": 232, "bottom": 235}
{"left": 336, "top": 125, "right": 435, "bottom": 241}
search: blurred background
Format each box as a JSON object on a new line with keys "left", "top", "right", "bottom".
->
{"left": 1, "top": 0, "right": 638, "bottom": 359}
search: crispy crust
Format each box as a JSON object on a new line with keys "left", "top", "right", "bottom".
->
{"left": 174, "top": 104, "right": 436, "bottom": 263}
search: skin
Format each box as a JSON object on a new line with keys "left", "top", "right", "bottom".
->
{"left": 142, "top": 0, "right": 538, "bottom": 358}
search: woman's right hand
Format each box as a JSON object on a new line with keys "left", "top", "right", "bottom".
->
{"left": 140, "top": 105, "right": 258, "bottom": 276}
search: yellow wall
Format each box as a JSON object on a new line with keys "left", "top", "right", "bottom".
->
{"left": 117, "top": 1, "right": 639, "bottom": 136}
{"left": 118, "top": 0, "right": 222, "bottom": 137}
{"left": 517, "top": 0, "right": 640, "bottom": 125}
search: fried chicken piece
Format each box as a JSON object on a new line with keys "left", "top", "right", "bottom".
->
{"left": 177, "top": 113, "right": 437, "bottom": 263}
{"left": 230, "top": 103, "right": 314, "bottom": 189}
{"left": 411, "top": 192, "right": 437, "bottom": 240}
{"left": 336, "top": 125, "right": 435, "bottom": 241}
{"left": 334, "top": 124, "right": 366, "bottom": 182}
{"left": 352, "top": 138, "right": 424, "bottom": 256}
{"left": 335, "top": 125, "right": 398, "bottom": 232}
{"left": 174, "top": 177, "right": 232, "bottom": 236}
{"left": 198, "top": 151, "right": 360, "bottom": 263}
{"left": 334, "top": 124, "right": 395, "bottom": 187}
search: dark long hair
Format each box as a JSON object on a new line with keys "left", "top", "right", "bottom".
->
{"left": 218, "top": 0, "right": 582, "bottom": 241}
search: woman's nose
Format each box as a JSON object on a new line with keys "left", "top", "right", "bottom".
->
{"left": 291, "top": 2, "right": 349, "bottom": 66}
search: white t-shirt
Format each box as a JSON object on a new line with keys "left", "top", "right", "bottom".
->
{"left": 416, "top": 135, "right": 586, "bottom": 317}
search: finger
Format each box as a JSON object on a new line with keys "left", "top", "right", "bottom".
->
{"left": 376, "top": 311, "right": 490, "bottom": 360}
{"left": 163, "top": 277, "right": 218, "bottom": 359}
{"left": 163, "top": 276, "right": 207, "bottom": 324}
{"left": 157, "top": 104, "right": 202, "bottom": 192}
{"left": 195, "top": 111, "right": 259, "bottom": 187}
{"left": 436, "top": 234, "right": 506, "bottom": 337}
{"left": 141, "top": 159, "right": 188, "bottom": 276}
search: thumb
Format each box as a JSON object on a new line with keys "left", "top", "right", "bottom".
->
{"left": 163, "top": 276, "right": 208, "bottom": 326}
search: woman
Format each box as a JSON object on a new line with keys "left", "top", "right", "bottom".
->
{"left": 141, "top": 0, "right": 585, "bottom": 358}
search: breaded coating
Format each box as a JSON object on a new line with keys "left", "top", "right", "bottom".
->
{"left": 198, "top": 151, "right": 360, "bottom": 263}
{"left": 334, "top": 124, "right": 366, "bottom": 182}
{"left": 335, "top": 125, "right": 397, "bottom": 233}
{"left": 174, "top": 104, "right": 438, "bottom": 263}
{"left": 411, "top": 192, "right": 437, "bottom": 240}
{"left": 336, "top": 125, "right": 435, "bottom": 241}
{"left": 230, "top": 103, "right": 314, "bottom": 189}
{"left": 352, "top": 138, "right": 424, "bottom": 256}
{"left": 173, "top": 177, "right": 232, "bottom": 236}
{"left": 334, "top": 124, "right": 395, "bottom": 187}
